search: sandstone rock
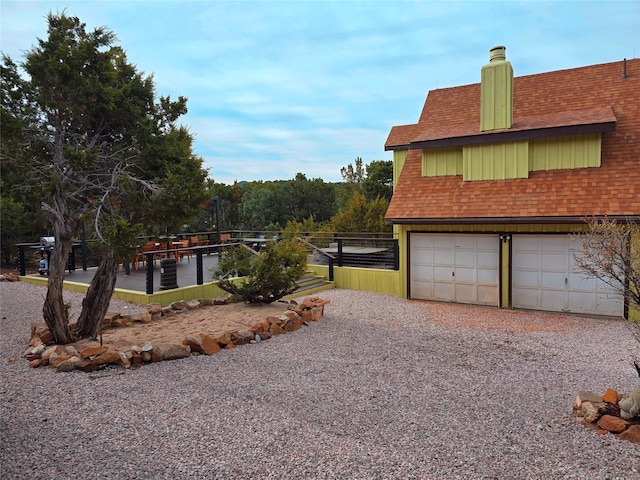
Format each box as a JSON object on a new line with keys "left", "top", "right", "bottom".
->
{"left": 42, "top": 346, "right": 61, "bottom": 361}
{"left": 147, "top": 303, "right": 163, "bottom": 315}
{"left": 49, "top": 353, "right": 71, "bottom": 368}
{"left": 64, "top": 345, "right": 79, "bottom": 357}
{"left": 162, "top": 344, "right": 191, "bottom": 360}
{"left": 141, "top": 351, "right": 152, "bottom": 362}
{"left": 198, "top": 333, "right": 221, "bottom": 355}
{"left": 93, "top": 349, "right": 120, "bottom": 365}
{"left": 170, "top": 300, "right": 188, "bottom": 311}
{"left": 81, "top": 345, "right": 108, "bottom": 358}
{"left": 28, "top": 335, "right": 45, "bottom": 348}
{"left": 111, "top": 317, "right": 131, "bottom": 328}
{"left": 215, "top": 332, "right": 232, "bottom": 346}
{"left": 249, "top": 323, "right": 265, "bottom": 334}
{"left": 30, "top": 323, "right": 54, "bottom": 345}
{"left": 259, "top": 331, "right": 272, "bottom": 341}
{"left": 182, "top": 336, "right": 204, "bottom": 354}
{"left": 186, "top": 300, "right": 200, "bottom": 310}
{"left": 162, "top": 307, "right": 175, "bottom": 316}
{"left": 142, "top": 343, "right": 153, "bottom": 352}
{"left": 151, "top": 344, "right": 167, "bottom": 362}
{"left": 619, "top": 389, "right": 640, "bottom": 420}
{"left": 602, "top": 388, "right": 619, "bottom": 404}
{"left": 118, "top": 352, "right": 131, "bottom": 368}
{"left": 213, "top": 297, "right": 229, "bottom": 305}
{"left": 198, "top": 298, "right": 216, "bottom": 306}
{"left": 151, "top": 312, "right": 162, "bottom": 321}
{"left": 76, "top": 359, "right": 98, "bottom": 373}
{"left": 582, "top": 401, "right": 606, "bottom": 423}
{"left": 239, "top": 331, "right": 255, "bottom": 342}
{"left": 29, "top": 359, "right": 42, "bottom": 368}
{"left": 129, "top": 311, "right": 151, "bottom": 323}
{"left": 573, "top": 391, "right": 602, "bottom": 415}
{"left": 103, "top": 312, "right": 120, "bottom": 324}
{"left": 597, "top": 414, "right": 629, "bottom": 434}
{"left": 131, "top": 352, "right": 144, "bottom": 367}
{"left": 269, "top": 323, "right": 285, "bottom": 335}
{"left": 55, "top": 356, "right": 80, "bottom": 372}
{"left": 224, "top": 343, "right": 235, "bottom": 350}
{"left": 617, "top": 424, "right": 640, "bottom": 444}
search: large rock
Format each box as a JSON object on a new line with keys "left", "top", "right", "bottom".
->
{"left": 81, "top": 345, "right": 108, "bottom": 358}
{"left": 573, "top": 391, "right": 603, "bottom": 416}
{"left": 601, "top": 388, "right": 619, "bottom": 404}
{"left": 619, "top": 389, "right": 640, "bottom": 419}
{"left": 581, "top": 401, "right": 606, "bottom": 423}
{"left": 182, "top": 336, "right": 204, "bottom": 353}
{"left": 93, "top": 349, "right": 120, "bottom": 366}
{"left": 617, "top": 424, "right": 640, "bottom": 444}
{"left": 55, "top": 356, "right": 80, "bottom": 372}
{"left": 198, "top": 333, "right": 221, "bottom": 355}
{"left": 162, "top": 344, "right": 191, "bottom": 360}
{"left": 597, "top": 415, "right": 629, "bottom": 434}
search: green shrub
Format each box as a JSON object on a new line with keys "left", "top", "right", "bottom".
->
{"left": 213, "top": 239, "right": 307, "bottom": 303}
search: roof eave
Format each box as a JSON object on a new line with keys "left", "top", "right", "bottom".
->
{"left": 407, "top": 121, "right": 616, "bottom": 150}
{"left": 386, "top": 214, "right": 640, "bottom": 225}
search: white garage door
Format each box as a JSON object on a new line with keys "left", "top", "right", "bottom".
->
{"left": 512, "top": 235, "right": 623, "bottom": 317}
{"left": 409, "top": 233, "right": 499, "bottom": 306}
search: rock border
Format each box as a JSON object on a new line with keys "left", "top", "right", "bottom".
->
{"left": 23, "top": 296, "right": 330, "bottom": 373}
{"left": 573, "top": 388, "right": 640, "bottom": 444}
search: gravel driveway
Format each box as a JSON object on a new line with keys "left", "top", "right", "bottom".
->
{"left": 1, "top": 281, "right": 639, "bottom": 479}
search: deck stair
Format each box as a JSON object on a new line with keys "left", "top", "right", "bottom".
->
{"left": 291, "top": 271, "right": 335, "bottom": 297}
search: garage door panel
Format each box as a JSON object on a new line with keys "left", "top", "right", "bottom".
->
{"left": 433, "top": 266, "right": 453, "bottom": 282}
{"left": 410, "top": 233, "right": 498, "bottom": 306}
{"left": 541, "top": 254, "right": 565, "bottom": 271}
{"left": 541, "top": 271, "right": 566, "bottom": 289}
{"left": 454, "top": 267, "right": 475, "bottom": 283}
{"left": 512, "top": 234, "right": 622, "bottom": 317}
{"left": 433, "top": 283, "right": 454, "bottom": 301}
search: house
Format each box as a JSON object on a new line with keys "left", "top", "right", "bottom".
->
{"left": 385, "top": 46, "right": 639, "bottom": 318}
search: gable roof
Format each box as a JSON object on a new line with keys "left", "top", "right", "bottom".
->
{"left": 385, "top": 59, "right": 640, "bottom": 224}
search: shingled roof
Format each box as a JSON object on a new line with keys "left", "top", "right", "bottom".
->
{"left": 385, "top": 59, "right": 640, "bottom": 224}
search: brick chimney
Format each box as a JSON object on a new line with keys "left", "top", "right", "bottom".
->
{"left": 480, "top": 46, "right": 513, "bottom": 131}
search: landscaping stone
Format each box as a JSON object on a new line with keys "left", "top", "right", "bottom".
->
{"left": 617, "top": 425, "right": 640, "bottom": 444}
{"left": 597, "top": 415, "right": 629, "bottom": 434}
{"left": 619, "top": 389, "right": 640, "bottom": 420}
{"left": 162, "top": 344, "right": 191, "bottom": 360}
{"left": 199, "top": 333, "right": 221, "bottom": 355}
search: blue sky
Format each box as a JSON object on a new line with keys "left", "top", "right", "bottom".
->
{"left": 2, "top": 1, "right": 639, "bottom": 185}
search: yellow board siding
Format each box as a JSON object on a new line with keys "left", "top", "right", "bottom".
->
{"left": 393, "top": 150, "right": 407, "bottom": 188}
{"left": 422, "top": 147, "right": 463, "bottom": 177}
{"left": 333, "top": 267, "right": 401, "bottom": 296}
{"left": 480, "top": 55, "right": 513, "bottom": 131}
{"left": 530, "top": 134, "right": 601, "bottom": 171}
{"left": 463, "top": 141, "right": 529, "bottom": 180}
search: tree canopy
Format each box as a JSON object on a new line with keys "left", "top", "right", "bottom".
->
{"left": 0, "top": 12, "right": 207, "bottom": 342}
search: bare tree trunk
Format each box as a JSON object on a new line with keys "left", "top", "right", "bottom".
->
{"left": 75, "top": 249, "right": 118, "bottom": 339}
{"left": 42, "top": 233, "right": 74, "bottom": 344}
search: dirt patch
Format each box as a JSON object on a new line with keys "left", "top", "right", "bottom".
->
{"left": 101, "top": 301, "right": 296, "bottom": 350}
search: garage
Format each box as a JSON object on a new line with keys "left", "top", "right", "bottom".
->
{"left": 409, "top": 233, "right": 499, "bottom": 306}
{"left": 512, "top": 234, "right": 623, "bottom": 317}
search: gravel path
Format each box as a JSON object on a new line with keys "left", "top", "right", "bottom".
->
{"left": 1, "top": 281, "right": 639, "bottom": 479}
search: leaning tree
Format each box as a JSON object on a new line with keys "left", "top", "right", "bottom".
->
{"left": 3, "top": 12, "right": 207, "bottom": 343}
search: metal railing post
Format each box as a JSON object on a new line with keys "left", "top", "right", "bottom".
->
{"left": 196, "top": 249, "right": 204, "bottom": 285}
{"left": 145, "top": 252, "right": 154, "bottom": 294}
{"left": 18, "top": 245, "right": 26, "bottom": 276}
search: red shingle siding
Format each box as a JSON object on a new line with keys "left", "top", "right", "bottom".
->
{"left": 386, "top": 59, "right": 640, "bottom": 222}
